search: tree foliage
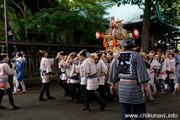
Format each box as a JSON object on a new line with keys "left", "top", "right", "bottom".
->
{"left": 158, "top": 0, "right": 180, "bottom": 26}
{"left": 0, "top": 0, "right": 110, "bottom": 44}
{"left": 25, "top": 0, "right": 111, "bottom": 44}
{"left": 0, "top": 3, "right": 5, "bottom": 39}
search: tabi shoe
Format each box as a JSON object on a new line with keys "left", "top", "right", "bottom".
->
{"left": 73, "top": 99, "right": 80, "bottom": 103}
{"left": 161, "top": 90, "right": 165, "bottom": 94}
{"left": 12, "top": 91, "right": 18, "bottom": 95}
{"left": 81, "top": 107, "right": 91, "bottom": 111}
{"left": 0, "top": 106, "right": 6, "bottom": 110}
{"left": 10, "top": 105, "right": 19, "bottom": 110}
{"left": 20, "top": 90, "right": 27, "bottom": 93}
{"left": 39, "top": 98, "right": 47, "bottom": 101}
{"left": 148, "top": 94, "right": 154, "bottom": 101}
{"left": 100, "top": 104, "right": 107, "bottom": 111}
{"left": 47, "top": 96, "right": 55, "bottom": 100}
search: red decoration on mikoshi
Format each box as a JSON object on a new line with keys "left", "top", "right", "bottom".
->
{"left": 96, "top": 31, "right": 101, "bottom": 39}
{"left": 107, "top": 42, "right": 109, "bottom": 46}
{"left": 113, "top": 39, "right": 117, "bottom": 46}
{"left": 133, "top": 29, "right": 139, "bottom": 38}
{"left": 112, "top": 27, "right": 118, "bottom": 38}
{"left": 110, "top": 17, "right": 115, "bottom": 27}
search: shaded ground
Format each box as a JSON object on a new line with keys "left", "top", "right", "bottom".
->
{"left": 1, "top": 81, "right": 180, "bottom": 120}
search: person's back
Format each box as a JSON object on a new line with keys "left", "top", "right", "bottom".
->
{"left": 110, "top": 37, "right": 150, "bottom": 120}
{"left": 116, "top": 50, "right": 148, "bottom": 81}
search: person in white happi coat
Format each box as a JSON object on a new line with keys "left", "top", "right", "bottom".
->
{"left": 81, "top": 53, "right": 106, "bottom": 111}
{"left": 57, "top": 51, "right": 69, "bottom": 96}
{"left": 69, "top": 52, "right": 81, "bottom": 103}
{"left": 38, "top": 50, "right": 57, "bottom": 101}
{"left": 94, "top": 51, "right": 108, "bottom": 101}
{"left": 65, "top": 52, "right": 75, "bottom": 100}
{"left": 157, "top": 53, "right": 170, "bottom": 94}
{"left": 167, "top": 53, "right": 176, "bottom": 91}
{"left": 79, "top": 50, "right": 88, "bottom": 106}
{"left": 147, "top": 51, "right": 161, "bottom": 95}
{"left": 0, "top": 53, "right": 19, "bottom": 110}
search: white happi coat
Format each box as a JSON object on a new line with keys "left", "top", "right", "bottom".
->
{"left": 149, "top": 59, "right": 161, "bottom": 81}
{"left": 0, "top": 63, "right": 15, "bottom": 90}
{"left": 83, "top": 58, "right": 99, "bottom": 90}
{"left": 95, "top": 59, "right": 108, "bottom": 85}
{"left": 157, "top": 59, "right": 170, "bottom": 80}
{"left": 146, "top": 68, "right": 151, "bottom": 79}
{"left": 65, "top": 65, "right": 70, "bottom": 83}
{"left": 168, "top": 58, "right": 176, "bottom": 79}
{"left": 79, "top": 60, "right": 87, "bottom": 85}
{"left": 70, "top": 60, "right": 80, "bottom": 83}
{"left": 65, "top": 61, "right": 73, "bottom": 84}
{"left": 59, "top": 59, "right": 67, "bottom": 80}
{"left": 40, "top": 57, "right": 54, "bottom": 83}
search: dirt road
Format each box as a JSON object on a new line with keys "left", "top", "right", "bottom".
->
{"left": 1, "top": 82, "right": 180, "bottom": 120}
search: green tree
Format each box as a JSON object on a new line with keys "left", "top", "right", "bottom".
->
{"left": 0, "top": 1, "right": 5, "bottom": 39}
{"left": 1, "top": 0, "right": 110, "bottom": 43}
{"left": 158, "top": 0, "right": 180, "bottom": 26}
{"left": 27, "top": 1, "right": 110, "bottom": 44}
{"left": 0, "top": 0, "right": 33, "bottom": 40}
{"left": 27, "top": 6, "right": 81, "bottom": 42}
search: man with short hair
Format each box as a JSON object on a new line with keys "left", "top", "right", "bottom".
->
{"left": 110, "top": 37, "right": 149, "bottom": 120}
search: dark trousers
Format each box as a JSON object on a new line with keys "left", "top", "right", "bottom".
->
{"left": 58, "top": 80, "right": 69, "bottom": 95}
{"left": 96, "top": 85, "right": 106, "bottom": 101}
{"left": 39, "top": 83, "right": 51, "bottom": 99}
{"left": 166, "top": 79, "right": 175, "bottom": 91}
{"left": 169, "top": 79, "right": 175, "bottom": 91}
{"left": 159, "top": 79, "right": 165, "bottom": 92}
{"left": 69, "top": 83, "right": 74, "bottom": 99}
{"left": 80, "top": 85, "right": 86, "bottom": 98}
{"left": 121, "top": 103, "right": 146, "bottom": 120}
{"left": 71, "top": 83, "right": 81, "bottom": 101}
{"left": 85, "top": 89, "right": 105, "bottom": 109}
{"left": 0, "top": 88, "right": 14, "bottom": 105}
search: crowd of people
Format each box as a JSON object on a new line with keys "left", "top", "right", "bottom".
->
{"left": 0, "top": 37, "right": 180, "bottom": 117}
{"left": 134, "top": 48, "right": 180, "bottom": 100}
{"left": 37, "top": 40, "right": 180, "bottom": 112}
{"left": 38, "top": 49, "right": 113, "bottom": 111}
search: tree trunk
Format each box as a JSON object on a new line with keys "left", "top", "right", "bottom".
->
{"left": 141, "top": 0, "right": 151, "bottom": 53}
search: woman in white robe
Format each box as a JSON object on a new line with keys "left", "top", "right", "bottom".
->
{"left": 82, "top": 54, "right": 106, "bottom": 111}
{"left": 0, "top": 53, "right": 19, "bottom": 110}
{"left": 57, "top": 52, "right": 69, "bottom": 96}
{"left": 147, "top": 51, "right": 161, "bottom": 95}
{"left": 38, "top": 50, "right": 57, "bottom": 101}
{"left": 94, "top": 51, "right": 108, "bottom": 101}
{"left": 167, "top": 53, "right": 176, "bottom": 91}
{"left": 157, "top": 53, "right": 170, "bottom": 94}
